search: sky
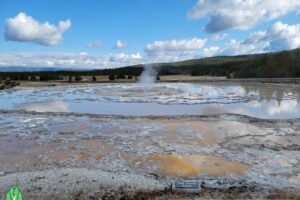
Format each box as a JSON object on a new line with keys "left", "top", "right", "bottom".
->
{"left": 0, "top": 0, "right": 300, "bottom": 69}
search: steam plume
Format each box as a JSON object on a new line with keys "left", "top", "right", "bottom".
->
{"left": 139, "top": 65, "right": 157, "bottom": 92}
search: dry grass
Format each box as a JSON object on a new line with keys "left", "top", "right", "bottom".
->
{"left": 17, "top": 75, "right": 228, "bottom": 87}
{"left": 159, "top": 75, "right": 226, "bottom": 81}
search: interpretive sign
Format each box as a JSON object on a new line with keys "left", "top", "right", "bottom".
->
{"left": 172, "top": 181, "right": 201, "bottom": 193}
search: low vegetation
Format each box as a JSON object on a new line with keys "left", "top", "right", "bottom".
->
{"left": 0, "top": 79, "right": 19, "bottom": 90}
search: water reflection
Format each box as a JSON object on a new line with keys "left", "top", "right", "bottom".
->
{"left": 2, "top": 83, "right": 300, "bottom": 119}
{"left": 247, "top": 99, "right": 298, "bottom": 116}
{"left": 15, "top": 100, "right": 69, "bottom": 113}
{"left": 241, "top": 83, "right": 300, "bottom": 104}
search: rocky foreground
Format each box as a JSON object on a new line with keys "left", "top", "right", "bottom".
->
{"left": 0, "top": 168, "right": 299, "bottom": 199}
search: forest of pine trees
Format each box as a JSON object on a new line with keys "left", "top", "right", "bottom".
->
{"left": 0, "top": 49, "right": 300, "bottom": 81}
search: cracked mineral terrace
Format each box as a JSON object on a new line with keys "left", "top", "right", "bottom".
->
{"left": 0, "top": 82, "right": 299, "bottom": 199}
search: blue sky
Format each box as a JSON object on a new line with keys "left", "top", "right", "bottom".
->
{"left": 0, "top": 0, "right": 300, "bottom": 69}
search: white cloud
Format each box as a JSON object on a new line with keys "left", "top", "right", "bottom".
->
{"left": 0, "top": 51, "right": 201, "bottom": 69}
{"left": 145, "top": 38, "right": 207, "bottom": 57}
{"left": 188, "top": 0, "right": 300, "bottom": 33}
{"left": 79, "top": 52, "right": 87, "bottom": 56}
{"left": 200, "top": 46, "right": 221, "bottom": 57}
{"left": 113, "top": 40, "right": 128, "bottom": 49}
{"left": 0, "top": 52, "right": 144, "bottom": 69}
{"left": 198, "top": 21, "right": 300, "bottom": 57}
{"left": 5, "top": 12, "right": 71, "bottom": 46}
{"left": 198, "top": 39, "right": 258, "bottom": 57}
{"left": 85, "top": 40, "right": 103, "bottom": 48}
{"left": 212, "top": 33, "right": 228, "bottom": 41}
{"left": 244, "top": 21, "right": 300, "bottom": 51}
{"left": 109, "top": 52, "right": 142, "bottom": 62}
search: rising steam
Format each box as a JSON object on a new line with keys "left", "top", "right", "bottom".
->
{"left": 139, "top": 65, "right": 157, "bottom": 92}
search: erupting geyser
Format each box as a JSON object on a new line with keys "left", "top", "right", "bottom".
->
{"left": 139, "top": 65, "right": 157, "bottom": 92}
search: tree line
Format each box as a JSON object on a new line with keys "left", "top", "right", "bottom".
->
{"left": 0, "top": 48, "right": 300, "bottom": 80}
{"left": 0, "top": 67, "right": 144, "bottom": 82}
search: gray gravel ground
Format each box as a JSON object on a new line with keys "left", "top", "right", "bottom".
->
{"left": 0, "top": 168, "right": 167, "bottom": 199}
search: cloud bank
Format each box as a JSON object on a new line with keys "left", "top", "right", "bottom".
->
{"left": 244, "top": 22, "right": 300, "bottom": 51}
{"left": 188, "top": 0, "right": 300, "bottom": 33}
{"left": 5, "top": 12, "right": 71, "bottom": 46}
{"left": 199, "top": 21, "right": 300, "bottom": 57}
{"left": 145, "top": 38, "right": 207, "bottom": 57}
{"left": 0, "top": 52, "right": 144, "bottom": 69}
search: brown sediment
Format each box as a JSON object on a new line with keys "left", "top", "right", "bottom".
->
{"left": 134, "top": 154, "right": 248, "bottom": 177}
{"left": 90, "top": 119, "right": 105, "bottom": 123}
{"left": 78, "top": 139, "right": 115, "bottom": 154}
{"left": 121, "top": 154, "right": 131, "bottom": 160}
{"left": 48, "top": 121, "right": 88, "bottom": 133}
{"left": 76, "top": 152, "right": 89, "bottom": 162}
{"left": 7, "top": 154, "right": 41, "bottom": 167}
{"left": 141, "top": 119, "right": 223, "bottom": 146}
{"left": 145, "top": 155, "right": 198, "bottom": 176}
{"left": 93, "top": 153, "right": 101, "bottom": 161}
{"left": 0, "top": 135, "right": 42, "bottom": 170}
{"left": 103, "top": 127, "right": 126, "bottom": 135}
{"left": 134, "top": 119, "right": 198, "bottom": 124}
{"left": 47, "top": 150, "right": 72, "bottom": 161}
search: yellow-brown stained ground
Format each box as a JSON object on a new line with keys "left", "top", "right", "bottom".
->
{"left": 8, "top": 154, "right": 41, "bottom": 166}
{"left": 47, "top": 150, "right": 72, "bottom": 161}
{"left": 78, "top": 139, "right": 115, "bottom": 154}
{"left": 93, "top": 153, "right": 101, "bottom": 161}
{"left": 136, "top": 119, "right": 224, "bottom": 146}
{"left": 76, "top": 152, "right": 89, "bottom": 162}
{"left": 133, "top": 154, "right": 248, "bottom": 177}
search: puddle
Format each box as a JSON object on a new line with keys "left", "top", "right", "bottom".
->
{"left": 133, "top": 154, "right": 248, "bottom": 177}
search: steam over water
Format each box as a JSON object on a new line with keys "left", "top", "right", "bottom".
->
{"left": 139, "top": 65, "right": 157, "bottom": 91}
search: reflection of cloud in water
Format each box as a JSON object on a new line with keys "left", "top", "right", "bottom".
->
{"left": 200, "top": 99, "right": 300, "bottom": 118}
{"left": 266, "top": 100, "right": 298, "bottom": 116}
{"left": 247, "top": 100, "right": 298, "bottom": 116}
{"left": 19, "top": 101, "right": 69, "bottom": 113}
{"left": 201, "top": 105, "right": 256, "bottom": 117}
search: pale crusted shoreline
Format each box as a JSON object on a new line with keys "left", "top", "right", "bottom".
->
{"left": 16, "top": 78, "right": 300, "bottom": 88}
{"left": 0, "top": 168, "right": 166, "bottom": 199}
{"left": 0, "top": 168, "right": 299, "bottom": 199}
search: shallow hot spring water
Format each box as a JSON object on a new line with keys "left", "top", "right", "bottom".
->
{"left": 0, "top": 82, "right": 299, "bottom": 190}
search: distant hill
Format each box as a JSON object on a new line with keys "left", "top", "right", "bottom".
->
{"left": 0, "top": 51, "right": 267, "bottom": 72}
{"left": 128, "top": 49, "right": 300, "bottom": 78}
{"left": 0, "top": 48, "right": 300, "bottom": 78}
